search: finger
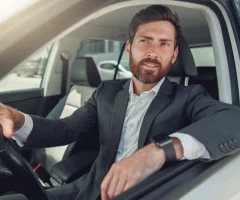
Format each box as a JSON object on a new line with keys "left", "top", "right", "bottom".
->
{"left": 101, "top": 170, "right": 114, "bottom": 200}
{"left": 113, "top": 178, "right": 127, "bottom": 197}
{"left": 1, "top": 119, "right": 14, "bottom": 138}
{"left": 0, "top": 106, "right": 15, "bottom": 138}
{"left": 107, "top": 174, "right": 119, "bottom": 199}
{"left": 101, "top": 190, "right": 109, "bottom": 200}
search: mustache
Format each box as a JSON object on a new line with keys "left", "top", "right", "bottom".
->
{"left": 138, "top": 58, "right": 162, "bottom": 67}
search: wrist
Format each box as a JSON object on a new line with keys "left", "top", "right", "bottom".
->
{"left": 151, "top": 135, "right": 184, "bottom": 162}
{"left": 10, "top": 108, "right": 25, "bottom": 132}
{"left": 172, "top": 137, "right": 184, "bottom": 160}
{"left": 150, "top": 143, "right": 167, "bottom": 167}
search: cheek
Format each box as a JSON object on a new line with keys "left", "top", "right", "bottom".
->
{"left": 131, "top": 47, "right": 145, "bottom": 62}
{"left": 161, "top": 50, "right": 175, "bottom": 64}
{"left": 132, "top": 42, "right": 148, "bottom": 55}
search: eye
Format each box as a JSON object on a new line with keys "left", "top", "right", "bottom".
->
{"left": 140, "top": 39, "right": 147, "bottom": 43}
{"left": 161, "top": 42, "right": 170, "bottom": 46}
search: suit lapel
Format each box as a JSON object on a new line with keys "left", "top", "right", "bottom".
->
{"left": 138, "top": 78, "right": 174, "bottom": 148}
{"left": 108, "top": 80, "right": 130, "bottom": 165}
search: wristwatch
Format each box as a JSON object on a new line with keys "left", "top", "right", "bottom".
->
{"left": 151, "top": 134, "right": 177, "bottom": 163}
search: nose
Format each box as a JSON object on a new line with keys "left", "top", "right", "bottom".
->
{"left": 147, "top": 47, "right": 158, "bottom": 59}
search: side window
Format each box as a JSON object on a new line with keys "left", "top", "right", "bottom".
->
{"left": 0, "top": 46, "right": 52, "bottom": 92}
{"left": 77, "top": 39, "right": 126, "bottom": 80}
{"left": 117, "top": 46, "right": 132, "bottom": 80}
{"left": 190, "top": 46, "right": 216, "bottom": 67}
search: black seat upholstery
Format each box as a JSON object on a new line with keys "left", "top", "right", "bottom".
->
{"left": 70, "top": 57, "right": 101, "bottom": 87}
{"left": 189, "top": 67, "right": 218, "bottom": 100}
{"left": 167, "top": 35, "right": 198, "bottom": 85}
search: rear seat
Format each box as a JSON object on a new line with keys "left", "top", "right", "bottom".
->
{"left": 189, "top": 67, "right": 218, "bottom": 100}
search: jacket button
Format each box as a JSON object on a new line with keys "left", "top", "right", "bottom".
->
{"left": 224, "top": 143, "right": 230, "bottom": 151}
{"left": 219, "top": 144, "right": 226, "bottom": 152}
{"left": 233, "top": 139, "right": 239, "bottom": 147}
{"left": 229, "top": 141, "right": 235, "bottom": 149}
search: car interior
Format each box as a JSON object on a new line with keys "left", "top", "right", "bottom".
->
{"left": 0, "top": 0, "right": 239, "bottom": 199}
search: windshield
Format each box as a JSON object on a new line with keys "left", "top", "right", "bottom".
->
{"left": 0, "top": 0, "right": 40, "bottom": 24}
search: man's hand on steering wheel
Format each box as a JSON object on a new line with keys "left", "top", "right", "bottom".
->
{"left": 0, "top": 103, "right": 48, "bottom": 200}
{"left": 0, "top": 103, "right": 25, "bottom": 138}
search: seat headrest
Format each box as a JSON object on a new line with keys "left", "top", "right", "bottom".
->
{"left": 167, "top": 35, "right": 197, "bottom": 77}
{"left": 70, "top": 57, "right": 101, "bottom": 87}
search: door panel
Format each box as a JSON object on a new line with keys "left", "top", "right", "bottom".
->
{"left": 0, "top": 88, "right": 62, "bottom": 117}
{"left": 0, "top": 88, "right": 43, "bottom": 115}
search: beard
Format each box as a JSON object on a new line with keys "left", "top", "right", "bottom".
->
{"left": 129, "top": 52, "right": 172, "bottom": 84}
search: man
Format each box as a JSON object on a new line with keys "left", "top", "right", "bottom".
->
{"left": 0, "top": 4, "right": 240, "bottom": 200}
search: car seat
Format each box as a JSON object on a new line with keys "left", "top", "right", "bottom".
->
{"left": 30, "top": 57, "right": 102, "bottom": 182}
{"left": 167, "top": 35, "right": 198, "bottom": 84}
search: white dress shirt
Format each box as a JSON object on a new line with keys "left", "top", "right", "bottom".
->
{"left": 13, "top": 78, "right": 210, "bottom": 161}
{"left": 115, "top": 78, "right": 210, "bottom": 161}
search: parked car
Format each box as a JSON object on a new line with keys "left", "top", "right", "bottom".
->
{"left": 16, "top": 62, "right": 38, "bottom": 77}
{"left": 97, "top": 60, "right": 132, "bottom": 80}
{"left": 16, "top": 61, "right": 46, "bottom": 77}
{"left": 0, "top": 0, "right": 239, "bottom": 200}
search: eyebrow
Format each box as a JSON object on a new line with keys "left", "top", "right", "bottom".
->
{"left": 138, "top": 36, "right": 173, "bottom": 43}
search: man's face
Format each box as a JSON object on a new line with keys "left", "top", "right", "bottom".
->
{"left": 126, "top": 21, "right": 178, "bottom": 84}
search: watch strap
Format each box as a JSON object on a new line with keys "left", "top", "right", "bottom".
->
{"left": 158, "top": 138, "right": 177, "bottom": 163}
{"left": 152, "top": 135, "right": 177, "bottom": 163}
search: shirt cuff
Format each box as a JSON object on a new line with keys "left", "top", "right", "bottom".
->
{"left": 169, "top": 132, "right": 211, "bottom": 160}
{"left": 11, "top": 113, "right": 33, "bottom": 147}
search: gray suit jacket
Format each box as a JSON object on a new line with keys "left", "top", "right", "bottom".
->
{"left": 25, "top": 78, "right": 240, "bottom": 200}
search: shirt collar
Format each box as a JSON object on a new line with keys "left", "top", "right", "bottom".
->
{"left": 129, "top": 77, "right": 165, "bottom": 97}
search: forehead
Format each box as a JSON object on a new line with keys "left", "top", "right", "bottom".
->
{"left": 135, "top": 21, "right": 176, "bottom": 39}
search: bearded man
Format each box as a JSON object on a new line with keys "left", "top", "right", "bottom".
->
{"left": 1, "top": 4, "right": 240, "bottom": 200}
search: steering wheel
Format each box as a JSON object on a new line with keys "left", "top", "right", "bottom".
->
{"left": 0, "top": 128, "right": 47, "bottom": 200}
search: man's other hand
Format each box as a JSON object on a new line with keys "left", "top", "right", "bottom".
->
{"left": 0, "top": 103, "right": 25, "bottom": 138}
{"left": 101, "top": 143, "right": 166, "bottom": 200}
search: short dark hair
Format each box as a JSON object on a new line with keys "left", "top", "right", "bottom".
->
{"left": 128, "top": 5, "right": 181, "bottom": 48}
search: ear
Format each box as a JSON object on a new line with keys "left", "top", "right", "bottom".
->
{"left": 171, "top": 46, "right": 179, "bottom": 64}
{"left": 126, "top": 40, "right": 131, "bottom": 57}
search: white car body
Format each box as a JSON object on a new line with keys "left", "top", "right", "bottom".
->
{"left": 97, "top": 60, "right": 132, "bottom": 80}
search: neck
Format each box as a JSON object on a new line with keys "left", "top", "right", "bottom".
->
{"left": 132, "top": 77, "right": 157, "bottom": 96}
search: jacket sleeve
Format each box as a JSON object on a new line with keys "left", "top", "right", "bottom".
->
{"left": 24, "top": 82, "right": 104, "bottom": 148}
{"left": 179, "top": 84, "right": 240, "bottom": 161}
